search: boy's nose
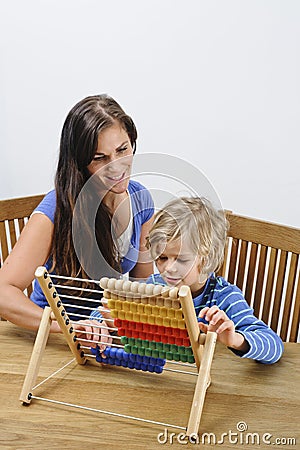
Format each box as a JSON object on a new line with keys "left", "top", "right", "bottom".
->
{"left": 165, "top": 260, "right": 177, "bottom": 272}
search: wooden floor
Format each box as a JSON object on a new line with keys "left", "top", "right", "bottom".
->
{"left": 0, "top": 321, "right": 299, "bottom": 449}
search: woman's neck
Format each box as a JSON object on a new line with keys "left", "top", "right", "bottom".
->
{"left": 103, "top": 191, "right": 131, "bottom": 238}
{"left": 103, "top": 190, "right": 128, "bottom": 213}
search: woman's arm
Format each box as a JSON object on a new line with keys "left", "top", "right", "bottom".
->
{"left": 0, "top": 213, "right": 60, "bottom": 332}
{"left": 129, "top": 216, "right": 154, "bottom": 280}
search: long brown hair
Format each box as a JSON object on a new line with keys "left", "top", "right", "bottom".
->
{"left": 51, "top": 94, "right": 137, "bottom": 281}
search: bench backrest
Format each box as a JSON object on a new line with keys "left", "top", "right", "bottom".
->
{"left": 218, "top": 212, "right": 300, "bottom": 342}
{"left": 0, "top": 194, "right": 45, "bottom": 296}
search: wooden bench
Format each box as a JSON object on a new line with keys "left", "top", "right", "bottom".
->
{"left": 0, "top": 195, "right": 299, "bottom": 341}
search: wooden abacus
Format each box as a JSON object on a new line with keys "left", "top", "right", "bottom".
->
{"left": 20, "top": 266, "right": 217, "bottom": 437}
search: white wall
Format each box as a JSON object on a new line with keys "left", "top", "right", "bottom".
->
{"left": 1, "top": 0, "right": 299, "bottom": 227}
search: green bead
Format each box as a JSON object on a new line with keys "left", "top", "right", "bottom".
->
{"left": 124, "top": 344, "right": 131, "bottom": 353}
{"left": 145, "top": 348, "right": 152, "bottom": 357}
{"left": 136, "top": 339, "right": 143, "bottom": 348}
{"left": 180, "top": 354, "right": 188, "bottom": 363}
{"left": 173, "top": 353, "right": 180, "bottom": 361}
{"left": 187, "top": 355, "right": 195, "bottom": 363}
{"left": 166, "top": 351, "right": 173, "bottom": 360}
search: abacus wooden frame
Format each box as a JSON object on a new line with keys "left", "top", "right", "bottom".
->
{"left": 20, "top": 266, "right": 217, "bottom": 437}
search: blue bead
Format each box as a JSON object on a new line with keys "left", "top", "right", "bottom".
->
{"left": 128, "top": 360, "right": 135, "bottom": 369}
{"left": 110, "top": 347, "right": 117, "bottom": 358}
{"left": 157, "top": 358, "right": 166, "bottom": 366}
{"left": 90, "top": 346, "right": 99, "bottom": 356}
{"left": 103, "top": 347, "right": 111, "bottom": 357}
{"left": 116, "top": 348, "right": 124, "bottom": 360}
{"left": 134, "top": 362, "right": 141, "bottom": 370}
{"left": 129, "top": 353, "right": 136, "bottom": 362}
{"left": 95, "top": 354, "right": 103, "bottom": 363}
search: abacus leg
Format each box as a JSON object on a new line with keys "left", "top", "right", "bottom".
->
{"left": 19, "top": 306, "right": 52, "bottom": 404}
{"left": 186, "top": 331, "right": 217, "bottom": 437}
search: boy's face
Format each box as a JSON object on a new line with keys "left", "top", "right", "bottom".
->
{"left": 155, "top": 239, "right": 204, "bottom": 294}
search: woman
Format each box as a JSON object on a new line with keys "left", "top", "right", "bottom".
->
{"left": 0, "top": 95, "right": 154, "bottom": 336}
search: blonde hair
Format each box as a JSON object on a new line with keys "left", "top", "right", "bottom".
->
{"left": 147, "top": 197, "right": 228, "bottom": 277}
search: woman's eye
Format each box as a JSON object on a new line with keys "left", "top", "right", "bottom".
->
{"left": 118, "top": 146, "right": 128, "bottom": 153}
{"left": 157, "top": 256, "right": 167, "bottom": 261}
{"left": 93, "top": 155, "right": 106, "bottom": 162}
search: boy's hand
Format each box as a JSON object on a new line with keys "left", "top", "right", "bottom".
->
{"left": 198, "top": 306, "right": 249, "bottom": 352}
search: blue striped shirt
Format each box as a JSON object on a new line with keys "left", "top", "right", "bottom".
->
{"left": 146, "top": 273, "right": 284, "bottom": 364}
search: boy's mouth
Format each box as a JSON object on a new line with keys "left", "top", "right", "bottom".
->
{"left": 164, "top": 276, "right": 181, "bottom": 285}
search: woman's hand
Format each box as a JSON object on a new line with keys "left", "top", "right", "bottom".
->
{"left": 198, "top": 306, "right": 249, "bottom": 352}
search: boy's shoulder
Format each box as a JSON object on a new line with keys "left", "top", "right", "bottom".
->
{"left": 214, "top": 275, "right": 243, "bottom": 294}
{"left": 210, "top": 276, "right": 247, "bottom": 308}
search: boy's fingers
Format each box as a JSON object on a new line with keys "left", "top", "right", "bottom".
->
{"left": 204, "top": 305, "right": 220, "bottom": 321}
{"left": 210, "top": 310, "right": 227, "bottom": 325}
{"left": 216, "top": 320, "right": 235, "bottom": 335}
{"left": 198, "top": 307, "right": 209, "bottom": 318}
{"left": 198, "top": 322, "right": 208, "bottom": 333}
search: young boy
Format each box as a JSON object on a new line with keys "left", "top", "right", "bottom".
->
{"left": 146, "top": 196, "right": 283, "bottom": 364}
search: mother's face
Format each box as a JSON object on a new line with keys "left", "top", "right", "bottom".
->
{"left": 87, "top": 123, "right": 133, "bottom": 195}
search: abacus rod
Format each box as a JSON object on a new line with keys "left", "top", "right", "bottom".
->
{"left": 55, "top": 284, "right": 102, "bottom": 294}
{"left": 50, "top": 274, "right": 102, "bottom": 284}
{"left": 29, "top": 396, "right": 186, "bottom": 431}
{"left": 80, "top": 339, "right": 124, "bottom": 348}
{"left": 60, "top": 294, "right": 103, "bottom": 303}
{"left": 63, "top": 303, "right": 102, "bottom": 311}
{"left": 167, "top": 361, "right": 197, "bottom": 368}
{"left": 163, "top": 367, "right": 198, "bottom": 376}
{"left": 68, "top": 312, "right": 114, "bottom": 323}
{"left": 70, "top": 323, "right": 119, "bottom": 334}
